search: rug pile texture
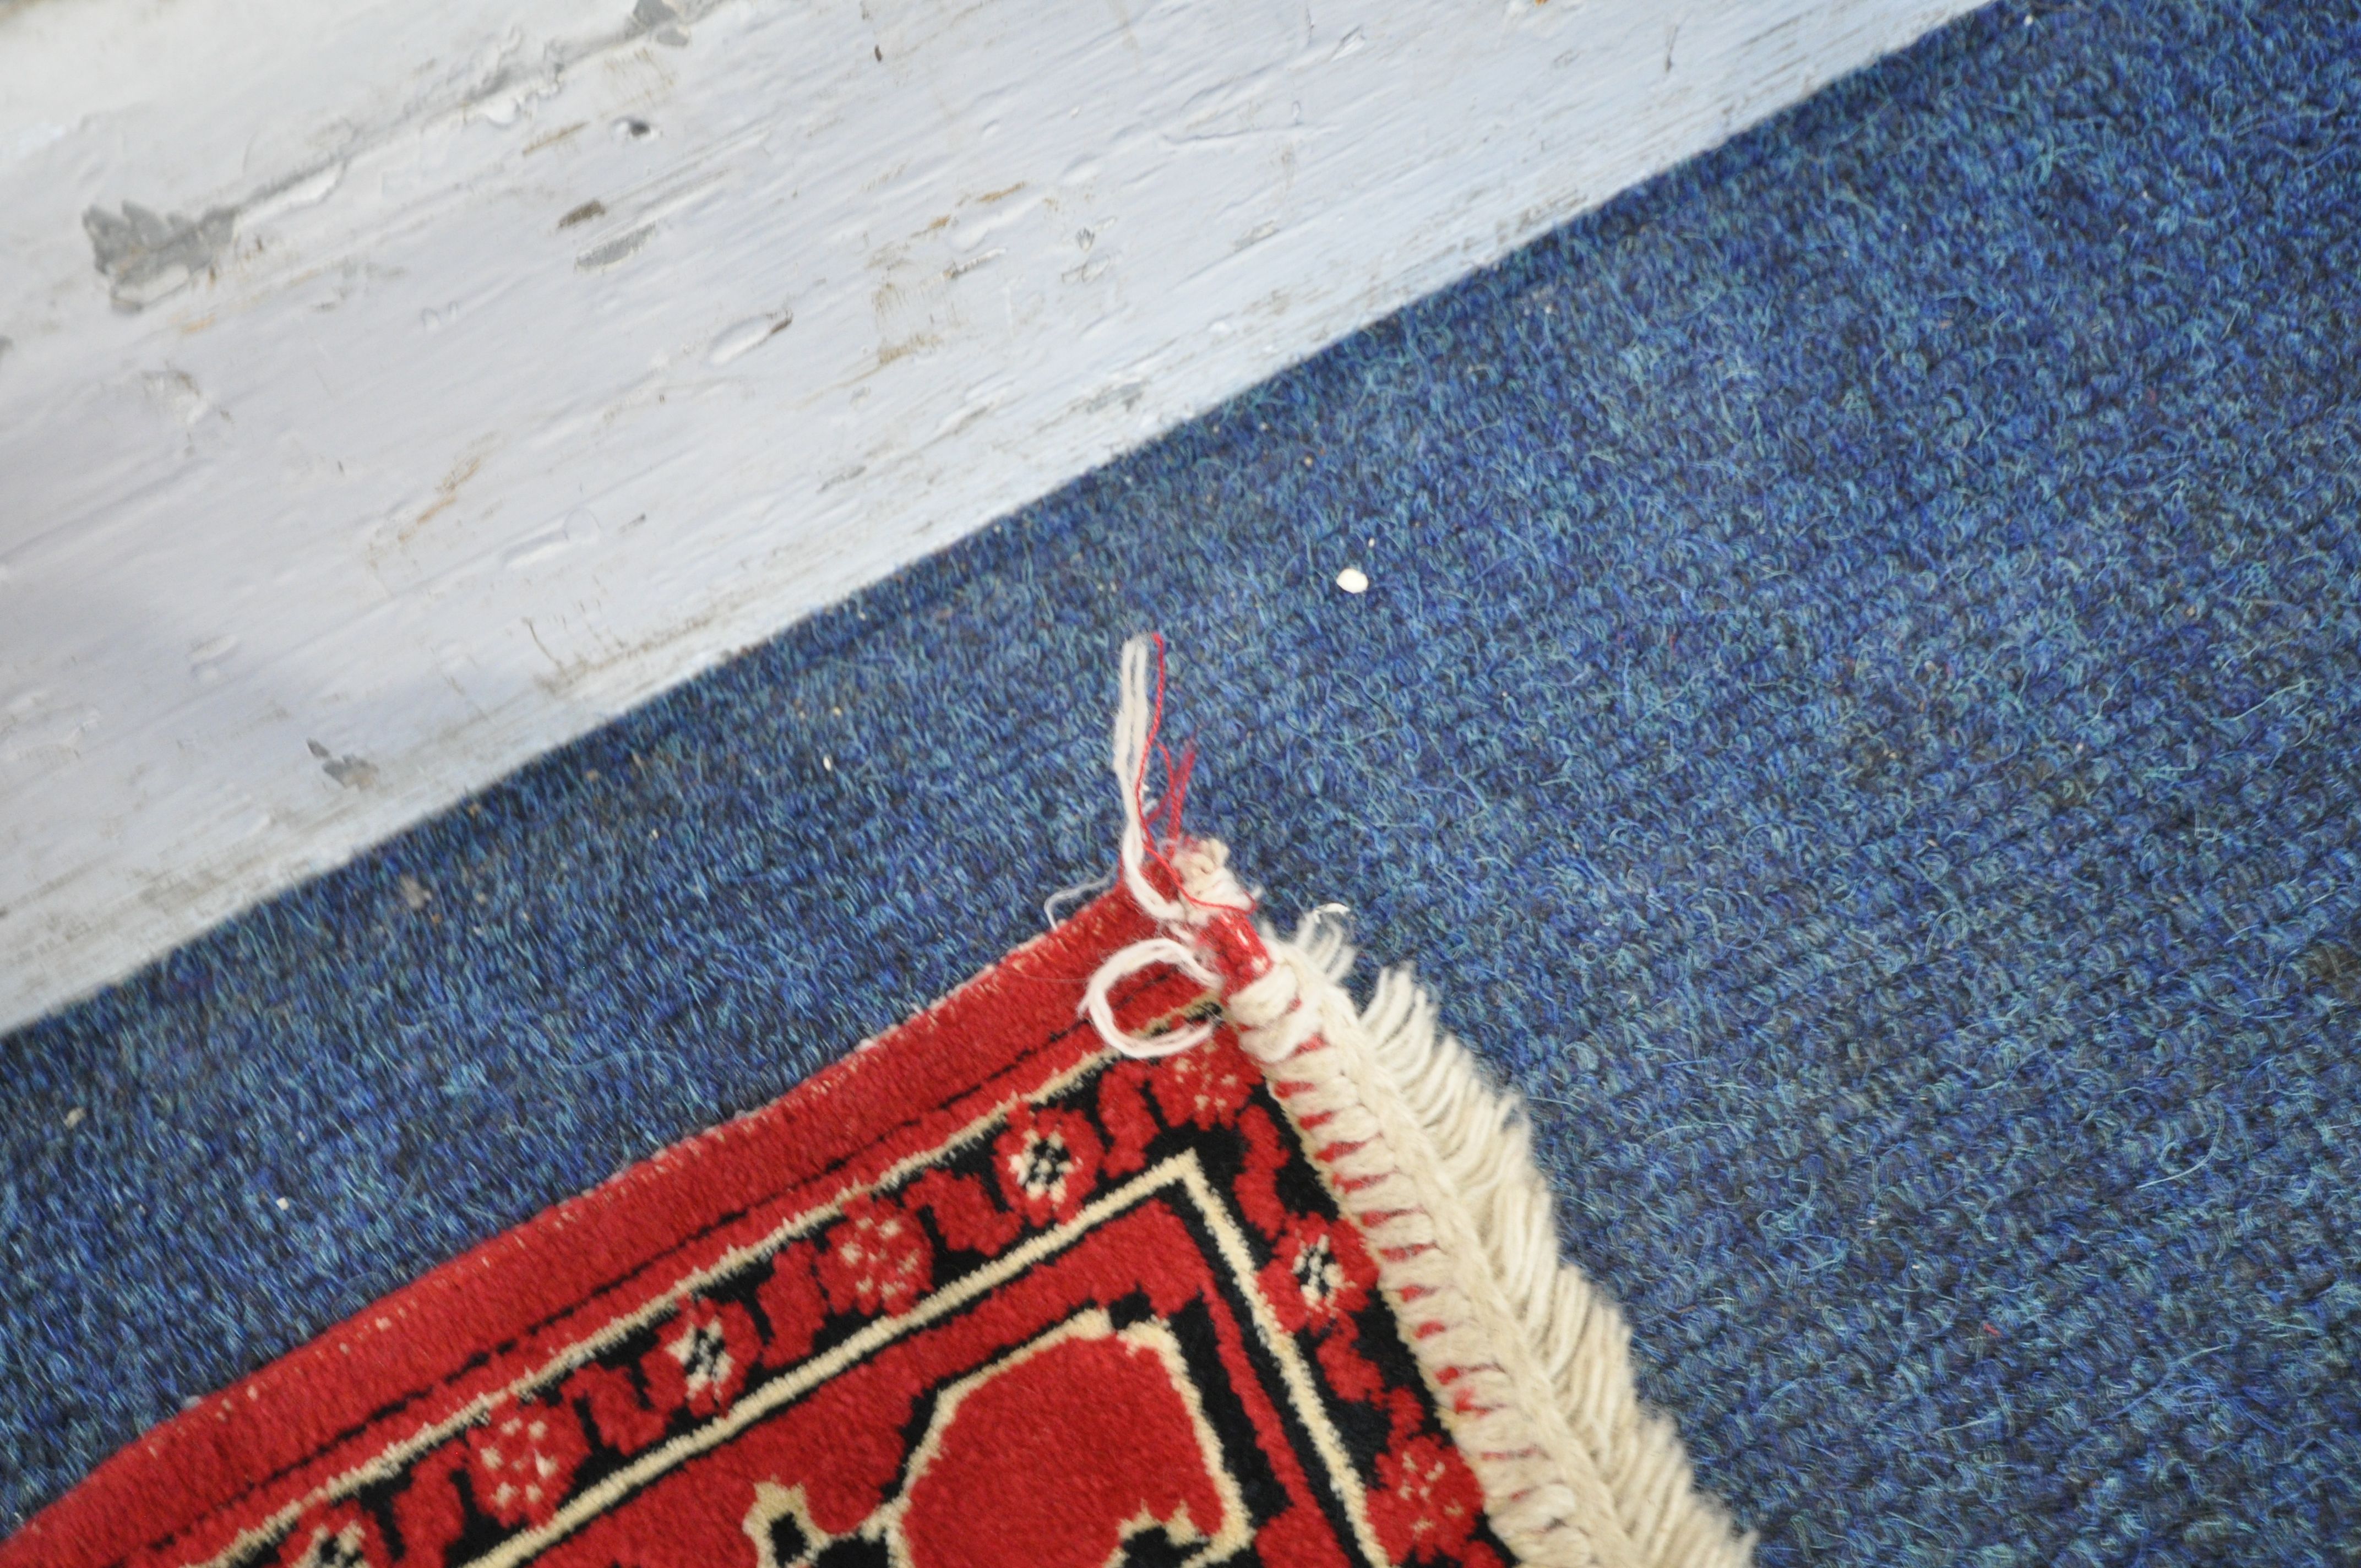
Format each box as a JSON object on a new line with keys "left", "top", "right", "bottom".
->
{"left": 4, "top": 1, "right": 2358, "bottom": 1561}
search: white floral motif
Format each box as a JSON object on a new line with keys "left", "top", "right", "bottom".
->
{"left": 1008, "top": 1128, "right": 1076, "bottom": 1211}
{"left": 1291, "top": 1234, "right": 1345, "bottom": 1311}
{"left": 667, "top": 1314, "right": 736, "bottom": 1401}
{"left": 287, "top": 1521, "right": 373, "bottom": 1568}
{"left": 474, "top": 1411, "right": 570, "bottom": 1520}
{"left": 819, "top": 1194, "right": 933, "bottom": 1315}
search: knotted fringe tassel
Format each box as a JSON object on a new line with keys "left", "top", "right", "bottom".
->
{"left": 1085, "top": 636, "right": 1751, "bottom": 1568}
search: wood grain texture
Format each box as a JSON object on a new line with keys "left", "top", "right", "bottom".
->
{"left": 0, "top": 0, "right": 1983, "bottom": 1029}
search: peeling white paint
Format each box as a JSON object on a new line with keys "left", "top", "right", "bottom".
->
{"left": 0, "top": 0, "right": 1985, "bottom": 1030}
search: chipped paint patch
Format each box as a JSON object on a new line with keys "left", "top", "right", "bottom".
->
{"left": 630, "top": 0, "right": 690, "bottom": 47}
{"left": 503, "top": 508, "right": 602, "bottom": 570}
{"left": 707, "top": 307, "right": 793, "bottom": 365}
{"left": 246, "top": 162, "right": 344, "bottom": 225}
{"left": 308, "top": 739, "right": 379, "bottom": 789}
{"left": 84, "top": 203, "right": 235, "bottom": 310}
{"left": 944, "top": 247, "right": 1004, "bottom": 280}
{"left": 575, "top": 224, "right": 655, "bottom": 271}
{"left": 525, "top": 121, "right": 590, "bottom": 155}
{"left": 140, "top": 366, "right": 217, "bottom": 426}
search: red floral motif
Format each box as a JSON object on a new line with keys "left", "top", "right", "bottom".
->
{"left": 565, "top": 1361, "right": 668, "bottom": 1456}
{"left": 905, "top": 1167, "right": 1022, "bottom": 1256}
{"left": 464, "top": 1398, "right": 588, "bottom": 1528}
{"left": 385, "top": 1445, "right": 467, "bottom": 1568}
{"left": 1231, "top": 1104, "right": 1294, "bottom": 1238}
{"left": 755, "top": 1241, "right": 829, "bottom": 1368}
{"left": 1151, "top": 1041, "right": 1258, "bottom": 1129}
{"left": 817, "top": 1193, "right": 934, "bottom": 1316}
{"left": 1249, "top": 1501, "right": 1358, "bottom": 1568}
{"left": 1367, "top": 1431, "right": 1487, "bottom": 1565}
{"left": 641, "top": 1295, "right": 755, "bottom": 1418}
{"left": 1095, "top": 1063, "right": 1162, "bottom": 1177}
{"left": 1256, "top": 1215, "right": 1376, "bottom": 1334}
{"left": 1381, "top": 1387, "right": 1429, "bottom": 1447}
{"left": 273, "top": 1500, "right": 385, "bottom": 1568}
{"left": 992, "top": 1104, "right": 1103, "bottom": 1227}
{"left": 1315, "top": 1324, "right": 1386, "bottom": 1402}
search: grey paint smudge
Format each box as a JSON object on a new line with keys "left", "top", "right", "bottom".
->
{"left": 575, "top": 224, "right": 655, "bottom": 271}
{"left": 629, "top": 0, "right": 689, "bottom": 47}
{"left": 83, "top": 202, "right": 236, "bottom": 311}
{"left": 308, "top": 738, "right": 379, "bottom": 788}
{"left": 1079, "top": 379, "right": 1146, "bottom": 415}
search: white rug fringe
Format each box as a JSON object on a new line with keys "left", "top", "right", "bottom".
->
{"left": 1086, "top": 640, "right": 1748, "bottom": 1566}
{"left": 1263, "top": 913, "right": 1753, "bottom": 1568}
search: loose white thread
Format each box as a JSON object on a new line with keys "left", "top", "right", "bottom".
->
{"left": 1085, "top": 634, "right": 1253, "bottom": 1060}
{"left": 1079, "top": 937, "right": 1219, "bottom": 1058}
{"left": 1041, "top": 868, "right": 1115, "bottom": 927}
{"left": 1108, "top": 633, "right": 1190, "bottom": 926}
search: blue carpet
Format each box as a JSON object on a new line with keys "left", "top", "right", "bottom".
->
{"left": 6, "top": 0, "right": 2359, "bottom": 1559}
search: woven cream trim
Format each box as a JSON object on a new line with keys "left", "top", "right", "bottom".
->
{"left": 1233, "top": 914, "right": 1753, "bottom": 1568}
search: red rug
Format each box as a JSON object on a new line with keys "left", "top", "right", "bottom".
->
{"left": 8, "top": 642, "right": 1748, "bottom": 1568}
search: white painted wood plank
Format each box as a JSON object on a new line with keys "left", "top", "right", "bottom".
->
{"left": 0, "top": 0, "right": 1985, "bottom": 1031}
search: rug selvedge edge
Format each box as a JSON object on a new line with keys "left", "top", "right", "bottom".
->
{"left": 1210, "top": 910, "right": 1751, "bottom": 1568}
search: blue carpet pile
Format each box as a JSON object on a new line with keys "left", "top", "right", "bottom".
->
{"left": 5, "top": 1, "right": 2357, "bottom": 1561}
